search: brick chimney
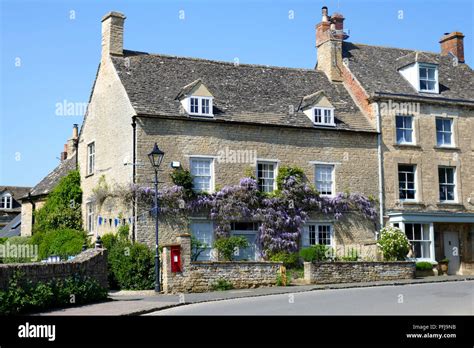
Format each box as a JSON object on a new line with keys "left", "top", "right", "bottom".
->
{"left": 439, "top": 32, "right": 465, "bottom": 63}
{"left": 60, "top": 144, "right": 68, "bottom": 161}
{"left": 101, "top": 11, "right": 126, "bottom": 59}
{"left": 316, "top": 6, "right": 348, "bottom": 82}
{"left": 65, "top": 124, "right": 79, "bottom": 159}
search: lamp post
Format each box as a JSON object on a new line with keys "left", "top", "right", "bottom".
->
{"left": 148, "top": 143, "right": 165, "bottom": 292}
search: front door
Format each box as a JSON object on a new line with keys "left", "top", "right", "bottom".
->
{"left": 443, "top": 231, "right": 460, "bottom": 275}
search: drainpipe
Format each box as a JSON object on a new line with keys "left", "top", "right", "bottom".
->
{"left": 131, "top": 116, "right": 137, "bottom": 242}
{"left": 375, "top": 101, "right": 384, "bottom": 239}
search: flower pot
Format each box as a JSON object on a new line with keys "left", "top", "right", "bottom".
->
{"left": 438, "top": 262, "right": 449, "bottom": 275}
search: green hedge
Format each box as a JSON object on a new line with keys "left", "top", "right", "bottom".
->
{"left": 416, "top": 261, "right": 434, "bottom": 271}
{"left": 269, "top": 251, "right": 300, "bottom": 268}
{"left": 299, "top": 245, "right": 331, "bottom": 262}
{"left": 0, "top": 272, "right": 108, "bottom": 315}
{"left": 102, "top": 233, "right": 155, "bottom": 290}
{"left": 31, "top": 228, "right": 87, "bottom": 260}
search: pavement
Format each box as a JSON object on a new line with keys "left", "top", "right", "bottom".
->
{"left": 38, "top": 274, "right": 474, "bottom": 316}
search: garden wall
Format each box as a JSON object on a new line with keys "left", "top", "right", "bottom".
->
{"left": 162, "top": 234, "right": 282, "bottom": 293}
{"left": 304, "top": 261, "right": 415, "bottom": 284}
{"left": 0, "top": 248, "right": 108, "bottom": 290}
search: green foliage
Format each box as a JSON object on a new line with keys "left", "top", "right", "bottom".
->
{"left": 276, "top": 166, "right": 305, "bottom": 190}
{"left": 416, "top": 261, "right": 434, "bottom": 271}
{"left": 211, "top": 279, "right": 234, "bottom": 291}
{"left": 276, "top": 271, "right": 292, "bottom": 286}
{"left": 117, "top": 225, "right": 130, "bottom": 240}
{"left": 0, "top": 237, "right": 7, "bottom": 244}
{"left": 299, "top": 245, "right": 331, "bottom": 262}
{"left": 269, "top": 251, "right": 300, "bottom": 268}
{"left": 377, "top": 226, "right": 410, "bottom": 261}
{"left": 440, "top": 258, "right": 449, "bottom": 264}
{"left": 0, "top": 237, "right": 35, "bottom": 263}
{"left": 339, "top": 248, "right": 359, "bottom": 261}
{"left": 31, "top": 229, "right": 87, "bottom": 260}
{"left": 213, "top": 236, "right": 249, "bottom": 261}
{"left": 104, "top": 233, "right": 155, "bottom": 290}
{"left": 170, "top": 168, "right": 195, "bottom": 198}
{"left": 0, "top": 272, "right": 107, "bottom": 315}
{"left": 34, "top": 170, "right": 82, "bottom": 233}
{"left": 191, "top": 235, "right": 208, "bottom": 261}
{"left": 243, "top": 166, "right": 256, "bottom": 179}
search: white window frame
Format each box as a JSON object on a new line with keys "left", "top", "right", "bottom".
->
{"left": 302, "top": 223, "right": 334, "bottom": 248}
{"left": 230, "top": 222, "right": 259, "bottom": 261}
{"left": 418, "top": 63, "right": 439, "bottom": 93}
{"left": 315, "top": 164, "right": 335, "bottom": 197}
{"left": 190, "top": 220, "right": 215, "bottom": 261}
{"left": 398, "top": 164, "right": 417, "bottom": 202}
{"left": 87, "top": 142, "right": 95, "bottom": 176}
{"left": 395, "top": 115, "right": 415, "bottom": 145}
{"left": 256, "top": 160, "right": 278, "bottom": 193}
{"left": 438, "top": 166, "right": 457, "bottom": 203}
{"left": 0, "top": 193, "right": 13, "bottom": 209}
{"left": 312, "top": 107, "right": 335, "bottom": 126}
{"left": 187, "top": 96, "right": 213, "bottom": 117}
{"left": 86, "top": 202, "right": 95, "bottom": 233}
{"left": 190, "top": 157, "right": 214, "bottom": 193}
{"left": 435, "top": 117, "right": 454, "bottom": 147}
{"left": 400, "top": 222, "right": 435, "bottom": 262}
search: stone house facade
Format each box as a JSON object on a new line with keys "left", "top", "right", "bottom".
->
{"left": 313, "top": 8, "right": 474, "bottom": 274}
{"left": 78, "top": 11, "right": 381, "bottom": 261}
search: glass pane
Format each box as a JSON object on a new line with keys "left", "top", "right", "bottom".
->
{"left": 443, "top": 133, "right": 451, "bottom": 145}
{"left": 439, "top": 186, "right": 446, "bottom": 201}
{"left": 443, "top": 119, "right": 451, "bottom": 131}
{"left": 447, "top": 186, "right": 455, "bottom": 201}
{"left": 422, "top": 226, "right": 430, "bottom": 240}
{"left": 421, "top": 242, "right": 431, "bottom": 258}
{"left": 436, "top": 132, "right": 443, "bottom": 146}
{"left": 427, "top": 81, "right": 436, "bottom": 90}
{"left": 396, "top": 129, "right": 404, "bottom": 143}
{"left": 414, "top": 224, "right": 422, "bottom": 240}
{"left": 396, "top": 116, "right": 403, "bottom": 128}
{"left": 446, "top": 168, "right": 454, "bottom": 183}
{"left": 436, "top": 118, "right": 443, "bottom": 131}
{"left": 404, "top": 116, "right": 412, "bottom": 128}
{"left": 404, "top": 130, "right": 412, "bottom": 143}
{"left": 420, "top": 80, "right": 427, "bottom": 90}
{"left": 404, "top": 224, "right": 413, "bottom": 240}
{"left": 438, "top": 168, "right": 445, "bottom": 183}
{"left": 419, "top": 68, "right": 427, "bottom": 79}
{"left": 413, "top": 242, "right": 421, "bottom": 258}
{"left": 428, "top": 68, "right": 435, "bottom": 79}
{"left": 407, "top": 190, "right": 415, "bottom": 199}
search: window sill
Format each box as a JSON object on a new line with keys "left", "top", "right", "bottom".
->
{"left": 397, "top": 201, "right": 425, "bottom": 207}
{"left": 188, "top": 113, "right": 214, "bottom": 118}
{"left": 393, "top": 143, "right": 422, "bottom": 149}
{"left": 437, "top": 202, "right": 464, "bottom": 208}
{"left": 433, "top": 146, "right": 460, "bottom": 151}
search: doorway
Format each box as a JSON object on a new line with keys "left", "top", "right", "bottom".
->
{"left": 443, "top": 231, "right": 460, "bottom": 275}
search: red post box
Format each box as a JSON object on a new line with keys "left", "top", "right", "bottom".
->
{"left": 170, "top": 246, "right": 181, "bottom": 273}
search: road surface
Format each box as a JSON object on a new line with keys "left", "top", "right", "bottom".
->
{"left": 147, "top": 281, "right": 474, "bottom": 315}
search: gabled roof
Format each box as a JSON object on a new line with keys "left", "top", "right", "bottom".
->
{"left": 0, "top": 214, "right": 21, "bottom": 238}
{"left": 175, "top": 79, "right": 210, "bottom": 100}
{"left": 27, "top": 154, "right": 77, "bottom": 199}
{"left": 298, "top": 90, "right": 333, "bottom": 111}
{"left": 343, "top": 42, "right": 474, "bottom": 103}
{"left": 0, "top": 186, "right": 31, "bottom": 201}
{"left": 395, "top": 51, "right": 439, "bottom": 70}
{"left": 111, "top": 50, "right": 375, "bottom": 132}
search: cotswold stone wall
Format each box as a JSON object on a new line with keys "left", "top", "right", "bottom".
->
{"left": 162, "top": 234, "right": 282, "bottom": 293}
{"left": 304, "top": 261, "right": 415, "bottom": 284}
{"left": 0, "top": 248, "right": 108, "bottom": 290}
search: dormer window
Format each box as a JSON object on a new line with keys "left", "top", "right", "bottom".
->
{"left": 0, "top": 193, "right": 13, "bottom": 209}
{"left": 419, "top": 64, "right": 438, "bottom": 92}
{"left": 188, "top": 96, "right": 213, "bottom": 116}
{"left": 313, "top": 107, "right": 335, "bottom": 126}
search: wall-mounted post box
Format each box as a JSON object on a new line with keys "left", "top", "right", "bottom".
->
{"left": 170, "top": 246, "right": 181, "bottom": 273}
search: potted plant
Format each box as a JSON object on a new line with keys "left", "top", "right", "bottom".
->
{"left": 438, "top": 258, "right": 449, "bottom": 275}
{"left": 415, "top": 261, "right": 435, "bottom": 277}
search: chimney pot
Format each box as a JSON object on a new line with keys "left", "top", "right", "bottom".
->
{"left": 439, "top": 31, "right": 465, "bottom": 63}
{"left": 72, "top": 124, "right": 78, "bottom": 139}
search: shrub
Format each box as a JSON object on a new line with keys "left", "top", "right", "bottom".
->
{"left": 269, "top": 251, "right": 300, "bottom": 268}
{"left": 276, "top": 270, "right": 292, "bottom": 286}
{"left": 117, "top": 225, "right": 130, "bottom": 240}
{"left": 0, "top": 272, "right": 107, "bottom": 315}
{"left": 191, "top": 235, "right": 208, "bottom": 261}
{"left": 0, "top": 236, "right": 35, "bottom": 263}
{"left": 416, "top": 261, "right": 434, "bottom": 271}
{"left": 33, "top": 170, "right": 82, "bottom": 233}
{"left": 32, "top": 228, "right": 87, "bottom": 260}
{"left": 211, "top": 279, "right": 233, "bottom": 291}
{"left": 107, "top": 237, "right": 155, "bottom": 290}
{"left": 213, "top": 236, "right": 249, "bottom": 261}
{"left": 276, "top": 166, "right": 305, "bottom": 190}
{"left": 299, "top": 244, "right": 331, "bottom": 262}
{"left": 377, "top": 226, "right": 410, "bottom": 261}
{"left": 170, "top": 168, "right": 195, "bottom": 198}
{"left": 340, "top": 248, "right": 359, "bottom": 261}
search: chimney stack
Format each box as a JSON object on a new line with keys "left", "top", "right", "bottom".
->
{"left": 101, "top": 11, "right": 126, "bottom": 59}
{"left": 439, "top": 32, "right": 465, "bottom": 63}
{"left": 316, "top": 6, "right": 348, "bottom": 82}
{"left": 60, "top": 144, "right": 68, "bottom": 161}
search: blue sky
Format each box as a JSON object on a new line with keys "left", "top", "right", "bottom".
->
{"left": 1, "top": 0, "right": 472, "bottom": 187}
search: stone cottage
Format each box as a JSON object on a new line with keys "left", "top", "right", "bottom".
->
{"left": 314, "top": 8, "right": 474, "bottom": 274}
{"left": 78, "top": 11, "right": 381, "bottom": 261}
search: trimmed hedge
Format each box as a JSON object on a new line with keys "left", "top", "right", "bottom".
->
{"left": 31, "top": 228, "right": 88, "bottom": 260}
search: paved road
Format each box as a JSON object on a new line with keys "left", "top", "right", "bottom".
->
{"left": 148, "top": 281, "right": 474, "bottom": 315}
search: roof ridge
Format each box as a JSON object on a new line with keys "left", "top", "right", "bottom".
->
{"left": 122, "top": 50, "right": 321, "bottom": 73}
{"left": 347, "top": 42, "right": 439, "bottom": 55}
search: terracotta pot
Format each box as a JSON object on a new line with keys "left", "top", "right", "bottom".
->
{"left": 439, "top": 262, "right": 449, "bottom": 275}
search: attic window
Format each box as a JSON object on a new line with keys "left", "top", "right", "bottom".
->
{"left": 0, "top": 193, "right": 12, "bottom": 209}
{"left": 188, "top": 96, "right": 213, "bottom": 117}
{"left": 419, "top": 64, "right": 438, "bottom": 93}
{"left": 313, "top": 107, "right": 335, "bottom": 126}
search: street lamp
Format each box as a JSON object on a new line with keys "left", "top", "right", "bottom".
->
{"left": 148, "top": 143, "right": 165, "bottom": 292}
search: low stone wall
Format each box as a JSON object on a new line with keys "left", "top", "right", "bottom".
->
{"left": 304, "top": 261, "right": 415, "bottom": 284}
{"left": 0, "top": 248, "right": 108, "bottom": 290}
{"left": 162, "top": 234, "right": 282, "bottom": 293}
